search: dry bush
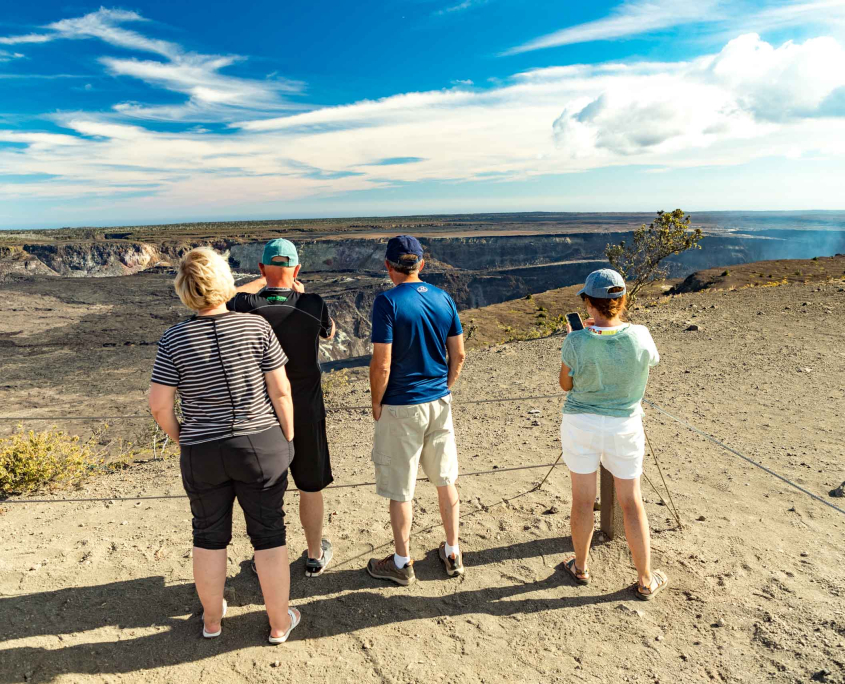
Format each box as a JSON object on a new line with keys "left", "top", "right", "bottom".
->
{"left": 322, "top": 368, "right": 351, "bottom": 400}
{"left": 0, "top": 426, "right": 103, "bottom": 495}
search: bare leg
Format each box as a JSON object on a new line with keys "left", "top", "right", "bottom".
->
{"left": 389, "top": 500, "right": 413, "bottom": 559}
{"left": 436, "top": 484, "right": 460, "bottom": 550}
{"left": 254, "top": 545, "right": 292, "bottom": 638}
{"left": 299, "top": 490, "right": 324, "bottom": 559}
{"left": 193, "top": 547, "right": 227, "bottom": 633}
{"left": 614, "top": 476, "right": 652, "bottom": 587}
{"left": 569, "top": 471, "right": 597, "bottom": 573}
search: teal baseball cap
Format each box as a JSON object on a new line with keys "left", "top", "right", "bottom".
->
{"left": 261, "top": 239, "right": 299, "bottom": 267}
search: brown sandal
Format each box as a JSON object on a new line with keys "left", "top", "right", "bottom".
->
{"left": 562, "top": 557, "right": 591, "bottom": 585}
{"left": 636, "top": 570, "right": 669, "bottom": 601}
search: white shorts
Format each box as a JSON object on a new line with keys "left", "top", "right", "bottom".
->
{"left": 560, "top": 413, "right": 645, "bottom": 480}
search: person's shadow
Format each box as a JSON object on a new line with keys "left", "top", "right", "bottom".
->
{"left": 0, "top": 536, "right": 631, "bottom": 683}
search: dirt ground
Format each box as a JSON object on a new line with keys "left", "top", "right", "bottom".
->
{"left": 1, "top": 279, "right": 845, "bottom": 683}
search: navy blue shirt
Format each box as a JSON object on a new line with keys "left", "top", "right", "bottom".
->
{"left": 371, "top": 282, "right": 463, "bottom": 406}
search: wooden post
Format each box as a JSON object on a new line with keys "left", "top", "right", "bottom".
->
{"left": 599, "top": 465, "right": 625, "bottom": 540}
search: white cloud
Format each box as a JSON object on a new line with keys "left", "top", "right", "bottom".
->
{"left": 748, "top": 0, "right": 845, "bottom": 30}
{"left": 0, "top": 33, "right": 53, "bottom": 45}
{"left": 0, "top": 8, "right": 303, "bottom": 122}
{"left": 503, "top": 0, "right": 845, "bottom": 55}
{"left": 504, "top": 0, "right": 724, "bottom": 55}
{"left": 0, "top": 49, "right": 25, "bottom": 62}
{"left": 2, "top": 33, "right": 845, "bottom": 215}
{"left": 101, "top": 54, "right": 305, "bottom": 120}
{"left": 451, "top": 79, "right": 475, "bottom": 86}
{"left": 551, "top": 33, "right": 845, "bottom": 157}
{"left": 45, "top": 8, "right": 180, "bottom": 59}
{"left": 434, "top": 0, "right": 489, "bottom": 16}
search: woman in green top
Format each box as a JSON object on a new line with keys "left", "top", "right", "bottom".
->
{"left": 558, "top": 269, "right": 668, "bottom": 600}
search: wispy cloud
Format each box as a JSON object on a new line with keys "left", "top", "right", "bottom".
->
{"left": 367, "top": 157, "right": 427, "bottom": 166}
{"left": 451, "top": 79, "right": 474, "bottom": 86}
{"left": 0, "top": 49, "right": 24, "bottom": 61}
{"left": 503, "top": 0, "right": 845, "bottom": 55}
{"left": 0, "top": 8, "right": 304, "bottom": 122}
{"left": 504, "top": 0, "right": 723, "bottom": 55}
{"left": 434, "top": 0, "right": 489, "bottom": 16}
{"left": 0, "top": 73, "right": 88, "bottom": 80}
{"left": 0, "top": 33, "right": 53, "bottom": 45}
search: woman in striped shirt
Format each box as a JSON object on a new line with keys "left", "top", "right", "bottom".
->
{"left": 149, "top": 248, "right": 301, "bottom": 644}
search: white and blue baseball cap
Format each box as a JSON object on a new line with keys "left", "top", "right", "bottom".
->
{"left": 577, "top": 269, "right": 626, "bottom": 299}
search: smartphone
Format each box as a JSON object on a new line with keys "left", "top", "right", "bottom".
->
{"left": 566, "top": 312, "right": 584, "bottom": 331}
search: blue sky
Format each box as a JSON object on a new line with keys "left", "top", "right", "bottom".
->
{"left": 1, "top": 1, "right": 845, "bottom": 228}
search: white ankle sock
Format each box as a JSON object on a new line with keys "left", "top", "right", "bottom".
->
{"left": 393, "top": 553, "right": 410, "bottom": 569}
{"left": 444, "top": 542, "right": 460, "bottom": 559}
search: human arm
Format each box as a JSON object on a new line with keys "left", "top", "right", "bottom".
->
{"left": 149, "top": 383, "right": 180, "bottom": 443}
{"left": 559, "top": 334, "right": 577, "bottom": 392}
{"left": 369, "top": 343, "right": 392, "bottom": 421}
{"left": 559, "top": 363, "right": 574, "bottom": 391}
{"left": 369, "top": 294, "right": 394, "bottom": 421}
{"left": 319, "top": 300, "right": 336, "bottom": 341}
{"left": 264, "top": 366, "right": 294, "bottom": 441}
{"left": 446, "top": 334, "right": 466, "bottom": 389}
{"left": 235, "top": 277, "right": 267, "bottom": 294}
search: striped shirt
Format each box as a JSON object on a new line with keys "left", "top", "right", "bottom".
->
{"left": 151, "top": 312, "right": 288, "bottom": 445}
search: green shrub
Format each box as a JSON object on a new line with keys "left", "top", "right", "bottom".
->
{"left": 606, "top": 209, "right": 703, "bottom": 301}
{"left": 0, "top": 427, "right": 100, "bottom": 494}
{"left": 721, "top": 270, "right": 730, "bottom": 277}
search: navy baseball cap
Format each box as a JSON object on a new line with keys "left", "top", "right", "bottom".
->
{"left": 577, "top": 269, "right": 626, "bottom": 299}
{"left": 385, "top": 235, "right": 424, "bottom": 263}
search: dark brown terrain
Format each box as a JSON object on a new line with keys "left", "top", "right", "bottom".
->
{"left": 459, "top": 255, "right": 845, "bottom": 350}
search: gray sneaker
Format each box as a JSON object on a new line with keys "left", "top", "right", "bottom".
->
{"left": 366, "top": 555, "right": 416, "bottom": 586}
{"left": 439, "top": 542, "right": 465, "bottom": 577}
{"left": 305, "top": 539, "right": 333, "bottom": 577}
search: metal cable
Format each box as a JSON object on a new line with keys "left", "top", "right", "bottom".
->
{"left": 642, "top": 399, "right": 845, "bottom": 516}
{"left": 0, "top": 460, "right": 567, "bottom": 504}
{"left": 2, "top": 393, "right": 841, "bottom": 518}
{"left": 0, "top": 393, "right": 565, "bottom": 421}
{"left": 643, "top": 428, "right": 683, "bottom": 528}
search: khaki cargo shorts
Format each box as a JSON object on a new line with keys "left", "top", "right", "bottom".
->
{"left": 372, "top": 394, "right": 459, "bottom": 502}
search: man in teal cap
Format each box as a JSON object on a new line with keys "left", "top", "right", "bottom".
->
{"left": 228, "top": 238, "right": 337, "bottom": 577}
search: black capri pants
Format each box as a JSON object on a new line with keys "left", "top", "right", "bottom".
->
{"left": 180, "top": 426, "right": 294, "bottom": 551}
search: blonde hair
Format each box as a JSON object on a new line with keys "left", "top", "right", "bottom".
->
{"left": 174, "top": 247, "right": 236, "bottom": 311}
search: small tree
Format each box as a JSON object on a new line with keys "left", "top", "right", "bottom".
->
{"left": 605, "top": 209, "right": 703, "bottom": 301}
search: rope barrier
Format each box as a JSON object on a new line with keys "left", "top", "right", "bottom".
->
{"left": 642, "top": 428, "right": 682, "bottom": 528}
{"left": 0, "top": 460, "right": 568, "bottom": 504}
{"left": 0, "top": 393, "right": 565, "bottom": 422}
{"left": 642, "top": 399, "right": 845, "bottom": 517}
{"left": 1, "top": 392, "right": 841, "bottom": 518}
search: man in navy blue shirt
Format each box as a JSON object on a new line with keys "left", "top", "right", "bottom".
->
{"left": 366, "top": 235, "right": 467, "bottom": 586}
